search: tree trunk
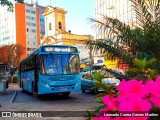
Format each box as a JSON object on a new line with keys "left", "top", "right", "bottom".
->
{"left": 10, "top": 69, "right": 16, "bottom": 83}
{"left": 10, "top": 74, "right": 14, "bottom": 83}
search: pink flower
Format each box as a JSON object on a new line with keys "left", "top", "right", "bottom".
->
{"left": 154, "top": 76, "right": 160, "bottom": 97}
{"left": 127, "top": 80, "right": 143, "bottom": 95}
{"left": 118, "top": 94, "right": 151, "bottom": 112}
{"left": 141, "top": 77, "right": 160, "bottom": 107}
{"left": 92, "top": 77, "right": 160, "bottom": 120}
{"left": 116, "top": 80, "right": 129, "bottom": 96}
{"left": 155, "top": 75, "right": 160, "bottom": 83}
{"left": 102, "top": 95, "right": 117, "bottom": 111}
{"left": 113, "top": 116, "right": 148, "bottom": 120}
{"left": 92, "top": 117, "right": 100, "bottom": 120}
{"left": 118, "top": 96, "right": 151, "bottom": 120}
{"left": 112, "top": 117, "right": 130, "bottom": 120}
{"left": 117, "top": 80, "right": 143, "bottom": 96}
{"left": 141, "top": 80, "right": 155, "bottom": 99}
{"left": 92, "top": 117, "right": 111, "bottom": 120}
{"left": 149, "top": 97, "right": 160, "bottom": 107}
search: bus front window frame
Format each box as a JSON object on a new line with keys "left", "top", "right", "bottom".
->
{"left": 41, "top": 54, "right": 80, "bottom": 75}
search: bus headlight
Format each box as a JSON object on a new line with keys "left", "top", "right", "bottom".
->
{"left": 41, "top": 81, "right": 49, "bottom": 87}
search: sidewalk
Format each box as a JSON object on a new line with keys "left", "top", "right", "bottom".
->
{"left": 0, "top": 83, "right": 17, "bottom": 104}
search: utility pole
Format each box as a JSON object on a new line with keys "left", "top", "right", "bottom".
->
{"left": 89, "top": 35, "right": 93, "bottom": 73}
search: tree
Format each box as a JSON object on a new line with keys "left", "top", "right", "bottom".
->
{"left": 0, "top": 0, "right": 24, "bottom": 6}
{"left": 0, "top": 0, "right": 24, "bottom": 10}
{"left": 126, "top": 57, "right": 159, "bottom": 80}
{"left": 87, "top": 0, "right": 160, "bottom": 69}
{"left": 0, "top": 0, "right": 25, "bottom": 82}
{"left": 0, "top": 44, "right": 25, "bottom": 82}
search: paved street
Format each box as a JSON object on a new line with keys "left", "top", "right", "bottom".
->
{"left": 0, "top": 83, "right": 100, "bottom": 120}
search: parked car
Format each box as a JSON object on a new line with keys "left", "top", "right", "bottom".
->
{"left": 102, "top": 68, "right": 126, "bottom": 81}
{"left": 80, "top": 69, "right": 121, "bottom": 94}
{"left": 80, "top": 65, "right": 104, "bottom": 73}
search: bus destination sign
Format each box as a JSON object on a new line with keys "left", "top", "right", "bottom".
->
{"left": 42, "top": 46, "right": 78, "bottom": 52}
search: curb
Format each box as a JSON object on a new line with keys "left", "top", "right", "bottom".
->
{"left": 9, "top": 86, "right": 17, "bottom": 103}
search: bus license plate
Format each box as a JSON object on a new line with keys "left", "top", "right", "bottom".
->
{"left": 60, "top": 88, "right": 67, "bottom": 90}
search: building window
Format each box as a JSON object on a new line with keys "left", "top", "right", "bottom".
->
{"left": 26, "top": 9, "right": 30, "bottom": 13}
{"left": 31, "top": 10, "right": 36, "bottom": 14}
{"left": 26, "top": 35, "right": 36, "bottom": 39}
{"left": 41, "top": 31, "right": 45, "bottom": 35}
{"left": 33, "top": 42, "right": 36, "bottom": 45}
{"left": 31, "top": 23, "right": 36, "bottom": 26}
{"left": 26, "top": 22, "right": 30, "bottom": 25}
{"left": 27, "top": 41, "right": 37, "bottom": 45}
{"left": 31, "top": 17, "right": 35, "bottom": 20}
{"left": 27, "top": 48, "right": 36, "bottom": 51}
{"left": 58, "top": 22, "right": 62, "bottom": 29}
{"left": 26, "top": 16, "right": 30, "bottom": 19}
{"left": 49, "top": 23, "right": 52, "bottom": 30}
{"left": 32, "top": 36, "right": 36, "bottom": 39}
{"left": 27, "top": 28, "right": 29, "bottom": 32}
{"left": 40, "top": 18, "right": 44, "bottom": 22}
{"left": 27, "top": 48, "right": 32, "bottom": 51}
{"left": 26, "top": 22, "right": 30, "bottom": 26}
{"left": 32, "top": 29, "right": 36, "bottom": 33}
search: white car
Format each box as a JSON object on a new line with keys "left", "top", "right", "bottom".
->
{"left": 81, "top": 70, "right": 120, "bottom": 94}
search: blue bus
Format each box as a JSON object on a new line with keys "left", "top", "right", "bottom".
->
{"left": 18, "top": 45, "right": 81, "bottom": 97}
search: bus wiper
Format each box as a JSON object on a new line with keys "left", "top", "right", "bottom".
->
{"left": 50, "top": 53, "right": 55, "bottom": 63}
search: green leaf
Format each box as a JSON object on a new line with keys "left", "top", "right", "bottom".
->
{"left": 93, "top": 72, "right": 102, "bottom": 81}
{"left": 95, "top": 93, "right": 106, "bottom": 98}
{"left": 146, "top": 58, "right": 157, "bottom": 68}
{"left": 134, "top": 58, "right": 147, "bottom": 69}
{"left": 97, "top": 97, "right": 103, "bottom": 103}
{"left": 127, "top": 68, "right": 144, "bottom": 74}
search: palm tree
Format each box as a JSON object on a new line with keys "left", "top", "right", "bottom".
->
{"left": 87, "top": 0, "right": 160, "bottom": 69}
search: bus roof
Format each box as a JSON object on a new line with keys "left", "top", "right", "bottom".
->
{"left": 19, "top": 44, "right": 78, "bottom": 64}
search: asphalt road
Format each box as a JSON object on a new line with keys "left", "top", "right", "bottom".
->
{"left": 0, "top": 85, "right": 100, "bottom": 120}
{"left": 13, "top": 89, "right": 99, "bottom": 111}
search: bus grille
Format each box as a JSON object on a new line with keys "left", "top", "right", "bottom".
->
{"left": 50, "top": 84, "right": 75, "bottom": 87}
{"left": 48, "top": 76, "right": 75, "bottom": 81}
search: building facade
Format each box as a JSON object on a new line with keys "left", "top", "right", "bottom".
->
{"left": 94, "top": 0, "right": 135, "bottom": 69}
{"left": 94, "top": 0, "right": 136, "bottom": 39}
{"left": 0, "top": 2, "right": 45, "bottom": 60}
{"left": 38, "top": 5, "right": 45, "bottom": 42}
{"left": 42, "top": 6, "right": 92, "bottom": 68}
{"left": 0, "top": 6, "right": 15, "bottom": 46}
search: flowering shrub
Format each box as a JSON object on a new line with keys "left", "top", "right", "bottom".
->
{"left": 92, "top": 76, "right": 160, "bottom": 120}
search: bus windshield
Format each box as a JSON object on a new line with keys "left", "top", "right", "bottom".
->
{"left": 41, "top": 54, "right": 80, "bottom": 75}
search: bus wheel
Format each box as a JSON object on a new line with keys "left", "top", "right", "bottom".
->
{"left": 32, "top": 84, "right": 38, "bottom": 98}
{"left": 62, "top": 92, "right": 70, "bottom": 97}
{"left": 81, "top": 85, "right": 85, "bottom": 93}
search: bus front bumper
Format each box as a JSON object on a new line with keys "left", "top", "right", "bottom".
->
{"left": 38, "top": 81, "right": 81, "bottom": 95}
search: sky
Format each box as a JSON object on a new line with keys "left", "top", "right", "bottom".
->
{"left": 30, "top": 0, "right": 95, "bottom": 36}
